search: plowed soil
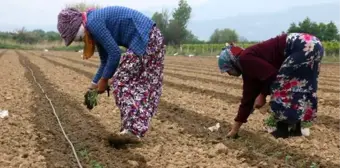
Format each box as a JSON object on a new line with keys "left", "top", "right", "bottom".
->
{"left": 0, "top": 49, "right": 339, "bottom": 168}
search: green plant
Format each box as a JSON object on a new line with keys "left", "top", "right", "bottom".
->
{"left": 264, "top": 115, "right": 277, "bottom": 127}
{"left": 91, "top": 160, "right": 103, "bottom": 168}
{"left": 79, "top": 149, "right": 89, "bottom": 159}
{"left": 285, "top": 155, "right": 292, "bottom": 164}
{"left": 310, "top": 162, "right": 319, "bottom": 168}
{"left": 78, "top": 147, "right": 104, "bottom": 168}
{"left": 302, "top": 121, "right": 313, "bottom": 128}
{"left": 84, "top": 90, "right": 98, "bottom": 110}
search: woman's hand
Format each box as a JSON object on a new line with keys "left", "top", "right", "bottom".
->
{"left": 97, "top": 78, "right": 109, "bottom": 94}
{"left": 88, "top": 82, "right": 98, "bottom": 90}
{"left": 254, "top": 93, "right": 266, "bottom": 109}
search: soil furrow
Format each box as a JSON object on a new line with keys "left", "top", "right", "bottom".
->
{"left": 165, "top": 63, "right": 340, "bottom": 82}
{"left": 17, "top": 51, "right": 147, "bottom": 168}
{"left": 0, "top": 50, "right": 46, "bottom": 168}
{"left": 59, "top": 56, "right": 206, "bottom": 77}
{"left": 58, "top": 54, "right": 340, "bottom": 89}
{"left": 55, "top": 54, "right": 340, "bottom": 95}
{"left": 165, "top": 69, "right": 339, "bottom": 94}
{"left": 167, "top": 66, "right": 229, "bottom": 77}
{"left": 28, "top": 52, "right": 262, "bottom": 167}
{"left": 0, "top": 50, "right": 7, "bottom": 59}
{"left": 315, "top": 115, "right": 340, "bottom": 133}
{"left": 112, "top": 59, "right": 340, "bottom": 83}
{"left": 165, "top": 60, "right": 340, "bottom": 79}
{"left": 40, "top": 53, "right": 340, "bottom": 108}
{"left": 40, "top": 51, "right": 340, "bottom": 82}
{"left": 165, "top": 65, "right": 340, "bottom": 87}
{"left": 61, "top": 55, "right": 243, "bottom": 90}
{"left": 17, "top": 50, "right": 78, "bottom": 167}
{"left": 33, "top": 51, "right": 339, "bottom": 167}
{"left": 38, "top": 53, "right": 243, "bottom": 104}
{"left": 157, "top": 100, "right": 339, "bottom": 168}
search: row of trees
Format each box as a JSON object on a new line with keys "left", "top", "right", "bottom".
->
{"left": 150, "top": 0, "right": 245, "bottom": 45}
{"left": 0, "top": 28, "right": 61, "bottom": 44}
{"left": 0, "top": 0, "right": 338, "bottom": 45}
{"left": 207, "top": 18, "right": 340, "bottom": 44}
{"left": 151, "top": 2, "right": 340, "bottom": 44}
{"left": 286, "top": 17, "right": 339, "bottom": 41}
{"left": 151, "top": 0, "right": 200, "bottom": 45}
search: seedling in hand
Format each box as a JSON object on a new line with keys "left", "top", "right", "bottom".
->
{"left": 84, "top": 89, "right": 98, "bottom": 110}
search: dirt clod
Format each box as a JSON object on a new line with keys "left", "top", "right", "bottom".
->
{"left": 214, "top": 143, "right": 228, "bottom": 154}
{"left": 54, "top": 161, "right": 67, "bottom": 168}
{"left": 41, "top": 137, "right": 47, "bottom": 143}
{"left": 208, "top": 143, "right": 228, "bottom": 158}
{"left": 22, "top": 153, "right": 29, "bottom": 158}
{"left": 127, "top": 160, "right": 139, "bottom": 167}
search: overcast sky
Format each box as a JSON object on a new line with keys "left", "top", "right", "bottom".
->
{"left": 0, "top": 0, "right": 338, "bottom": 40}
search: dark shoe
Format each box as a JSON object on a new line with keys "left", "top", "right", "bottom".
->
{"left": 289, "top": 121, "right": 302, "bottom": 137}
{"left": 271, "top": 121, "right": 289, "bottom": 139}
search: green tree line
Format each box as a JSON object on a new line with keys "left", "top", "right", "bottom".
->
{"left": 286, "top": 17, "right": 339, "bottom": 41}
{"left": 150, "top": 0, "right": 339, "bottom": 45}
{"left": 0, "top": 28, "right": 61, "bottom": 44}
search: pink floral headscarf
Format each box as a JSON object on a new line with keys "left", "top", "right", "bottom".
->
{"left": 57, "top": 8, "right": 83, "bottom": 46}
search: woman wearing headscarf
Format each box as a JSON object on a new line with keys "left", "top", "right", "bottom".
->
{"left": 218, "top": 33, "right": 324, "bottom": 139}
{"left": 57, "top": 6, "right": 166, "bottom": 142}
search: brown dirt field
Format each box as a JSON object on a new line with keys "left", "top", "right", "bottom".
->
{"left": 0, "top": 50, "right": 339, "bottom": 168}
{"left": 0, "top": 50, "right": 48, "bottom": 168}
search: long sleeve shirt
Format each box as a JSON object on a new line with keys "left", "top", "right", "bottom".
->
{"left": 85, "top": 6, "right": 155, "bottom": 83}
{"left": 234, "top": 33, "right": 288, "bottom": 123}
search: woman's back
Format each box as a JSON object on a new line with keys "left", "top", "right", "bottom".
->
{"left": 241, "top": 34, "right": 288, "bottom": 69}
{"left": 86, "top": 6, "right": 155, "bottom": 56}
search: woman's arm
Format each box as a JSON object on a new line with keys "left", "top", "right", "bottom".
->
{"left": 235, "top": 76, "right": 262, "bottom": 123}
{"left": 228, "top": 75, "right": 262, "bottom": 137}
{"left": 92, "top": 43, "right": 107, "bottom": 84}
{"left": 228, "top": 55, "right": 278, "bottom": 135}
{"left": 87, "top": 19, "right": 121, "bottom": 80}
